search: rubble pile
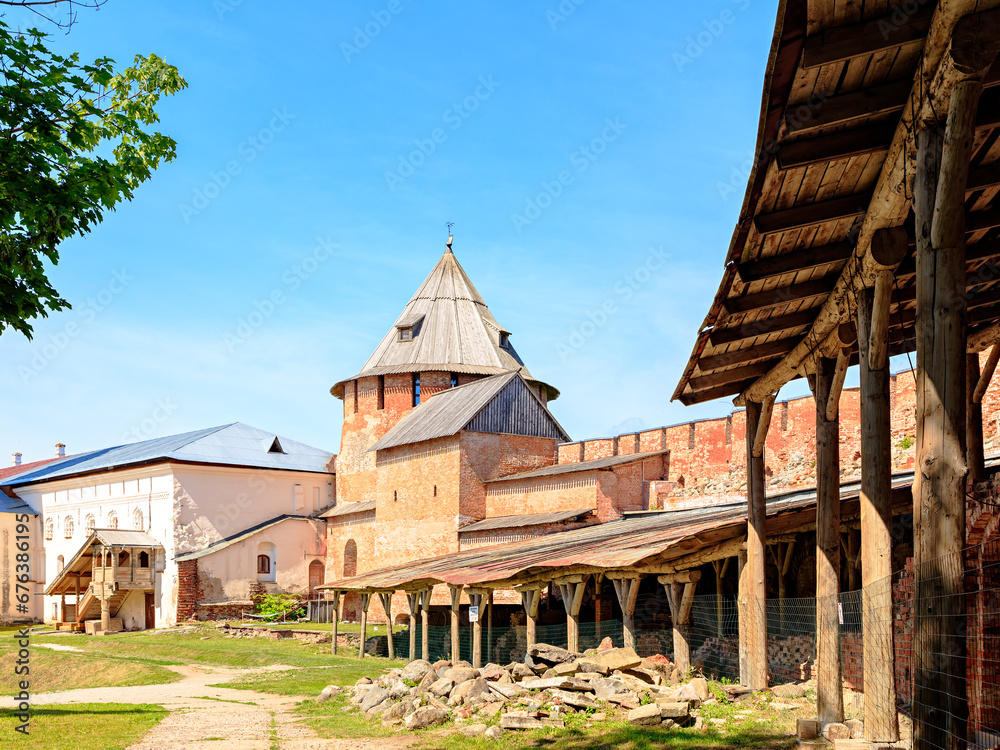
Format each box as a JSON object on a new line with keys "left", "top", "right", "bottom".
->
{"left": 328, "top": 640, "right": 767, "bottom": 735}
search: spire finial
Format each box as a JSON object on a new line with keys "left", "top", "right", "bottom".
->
{"left": 446, "top": 222, "right": 454, "bottom": 253}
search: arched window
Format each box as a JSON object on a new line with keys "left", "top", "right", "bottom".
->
{"left": 85, "top": 514, "right": 95, "bottom": 535}
{"left": 133, "top": 508, "right": 144, "bottom": 531}
{"left": 45, "top": 518, "right": 53, "bottom": 541}
{"left": 63, "top": 517, "right": 74, "bottom": 539}
{"left": 256, "top": 542, "right": 276, "bottom": 582}
{"left": 308, "top": 560, "right": 324, "bottom": 595}
{"left": 107, "top": 512, "right": 118, "bottom": 529}
{"left": 56, "top": 555, "right": 64, "bottom": 573}
{"left": 139, "top": 551, "right": 150, "bottom": 568}
{"left": 343, "top": 539, "right": 358, "bottom": 578}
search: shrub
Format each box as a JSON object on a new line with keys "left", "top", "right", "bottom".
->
{"left": 256, "top": 593, "right": 305, "bottom": 620}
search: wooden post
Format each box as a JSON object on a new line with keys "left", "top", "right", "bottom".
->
{"left": 449, "top": 585, "right": 462, "bottom": 662}
{"left": 593, "top": 575, "right": 603, "bottom": 640}
{"left": 813, "top": 356, "right": 845, "bottom": 725}
{"left": 75, "top": 574, "right": 80, "bottom": 622}
{"left": 660, "top": 570, "right": 701, "bottom": 674}
{"left": 467, "top": 589, "right": 487, "bottom": 668}
{"left": 358, "top": 592, "right": 371, "bottom": 659}
{"left": 610, "top": 575, "right": 641, "bottom": 650}
{"left": 711, "top": 558, "right": 731, "bottom": 637}
{"left": 741, "top": 400, "right": 768, "bottom": 690}
{"left": 406, "top": 591, "right": 419, "bottom": 662}
{"left": 330, "top": 590, "right": 341, "bottom": 655}
{"left": 968, "top": 352, "right": 987, "bottom": 484}
{"left": 858, "top": 278, "right": 899, "bottom": 741}
{"left": 377, "top": 592, "right": 394, "bottom": 660}
{"left": 914, "top": 76, "right": 982, "bottom": 750}
{"left": 555, "top": 576, "right": 587, "bottom": 653}
{"left": 518, "top": 586, "right": 542, "bottom": 651}
{"left": 487, "top": 590, "right": 494, "bottom": 665}
{"left": 419, "top": 589, "right": 431, "bottom": 662}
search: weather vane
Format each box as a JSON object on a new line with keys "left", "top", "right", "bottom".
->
{"left": 446, "top": 221, "right": 455, "bottom": 235}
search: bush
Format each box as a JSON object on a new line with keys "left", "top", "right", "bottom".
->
{"left": 256, "top": 593, "right": 305, "bottom": 620}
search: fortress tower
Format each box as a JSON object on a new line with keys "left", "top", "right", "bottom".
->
{"left": 331, "top": 238, "right": 559, "bottom": 505}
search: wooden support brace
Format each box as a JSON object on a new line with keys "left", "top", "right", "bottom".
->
{"left": 661, "top": 571, "right": 701, "bottom": 675}
{"left": 448, "top": 585, "right": 462, "bottom": 663}
{"left": 611, "top": 576, "right": 641, "bottom": 651}
{"left": 826, "top": 347, "right": 851, "bottom": 421}
{"left": 555, "top": 575, "right": 588, "bottom": 653}
{"left": 516, "top": 585, "right": 543, "bottom": 651}
{"left": 376, "top": 591, "right": 395, "bottom": 661}
{"left": 752, "top": 394, "right": 776, "bottom": 458}
{"left": 973, "top": 343, "right": 1000, "bottom": 403}
{"left": 358, "top": 592, "right": 372, "bottom": 659}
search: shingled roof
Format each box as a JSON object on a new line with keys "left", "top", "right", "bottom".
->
{"left": 332, "top": 241, "right": 559, "bottom": 401}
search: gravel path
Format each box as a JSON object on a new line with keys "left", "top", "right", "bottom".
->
{"left": 0, "top": 664, "right": 412, "bottom": 749}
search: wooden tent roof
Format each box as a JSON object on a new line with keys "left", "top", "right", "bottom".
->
{"left": 332, "top": 243, "right": 559, "bottom": 401}
{"left": 674, "top": 0, "right": 1000, "bottom": 406}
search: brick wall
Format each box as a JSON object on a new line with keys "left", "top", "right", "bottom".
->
{"left": 177, "top": 559, "right": 198, "bottom": 621}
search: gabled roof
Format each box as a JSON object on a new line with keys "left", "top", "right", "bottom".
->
{"left": 45, "top": 529, "right": 163, "bottom": 596}
{"left": 369, "top": 371, "right": 570, "bottom": 452}
{"left": 319, "top": 499, "right": 377, "bottom": 518}
{"left": 485, "top": 449, "right": 668, "bottom": 483}
{"left": 0, "top": 457, "right": 61, "bottom": 483}
{"left": 332, "top": 244, "right": 558, "bottom": 401}
{"left": 3, "top": 423, "right": 334, "bottom": 488}
{"left": 174, "top": 514, "right": 316, "bottom": 561}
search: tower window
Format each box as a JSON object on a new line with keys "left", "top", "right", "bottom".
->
{"left": 377, "top": 375, "right": 385, "bottom": 410}
{"left": 398, "top": 327, "right": 414, "bottom": 342}
{"left": 499, "top": 332, "right": 510, "bottom": 349}
{"left": 413, "top": 374, "right": 421, "bottom": 407}
{"left": 450, "top": 373, "right": 458, "bottom": 388}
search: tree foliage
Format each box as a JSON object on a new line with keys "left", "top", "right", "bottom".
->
{"left": 0, "top": 17, "right": 186, "bottom": 338}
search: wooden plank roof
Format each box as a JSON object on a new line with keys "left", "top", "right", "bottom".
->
{"left": 673, "top": 0, "right": 1000, "bottom": 407}
{"left": 332, "top": 243, "right": 559, "bottom": 400}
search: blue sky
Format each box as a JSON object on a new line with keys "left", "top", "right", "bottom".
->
{"left": 1, "top": 0, "right": 809, "bottom": 462}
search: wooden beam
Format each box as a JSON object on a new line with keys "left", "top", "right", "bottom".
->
{"left": 968, "top": 353, "right": 987, "bottom": 486}
{"left": 737, "top": 241, "right": 853, "bottom": 283}
{"left": 813, "top": 357, "right": 844, "bottom": 724}
{"left": 358, "top": 592, "right": 372, "bottom": 659}
{"left": 611, "top": 576, "right": 641, "bottom": 651}
{"left": 753, "top": 192, "right": 872, "bottom": 237}
{"left": 752, "top": 394, "right": 775, "bottom": 458}
{"left": 517, "top": 585, "right": 542, "bottom": 651}
{"left": 776, "top": 120, "right": 895, "bottom": 171}
{"left": 697, "top": 337, "right": 802, "bottom": 372}
{"left": 723, "top": 277, "right": 837, "bottom": 316}
{"left": 377, "top": 592, "right": 395, "bottom": 660}
{"left": 786, "top": 79, "right": 913, "bottom": 137}
{"left": 826, "top": 347, "right": 850, "bottom": 421}
{"left": 556, "top": 576, "right": 588, "bottom": 653}
{"left": 662, "top": 571, "right": 701, "bottom": 675}
{"left": 466, "top": 589, "right": 487, "bottom": 668}
{"left": 741, "top": 400, "right": 767, "bottom": 690}
{"left": 688, "top": 362, "right": 774, "bottom": 392}
{"left": 449, "top": 585, "right": 462, "bottom": 663}
{"left": 405, "top": 591, "right": 419, "bottom": 662}
{"left": 709, "top": 309, "right": 816, "bottom": 346}
{"left": 973, "top": 343, "right": 1000, "bottom": 403}
{"left": 419, "top": 589, "right": 431, "bottom": 661}
{"left": 801, "top": 6, "right": 933, "bottom": 69}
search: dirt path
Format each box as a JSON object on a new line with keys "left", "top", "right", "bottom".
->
{"left": 0, "top": 664, "right": 412, "bottom": 749}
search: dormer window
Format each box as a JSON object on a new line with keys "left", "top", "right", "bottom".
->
{"left": 499, "top": 331, "right": 510, "bottom": 349}
{"left": 395, "top": 314, "right": 424, "bottom": 343}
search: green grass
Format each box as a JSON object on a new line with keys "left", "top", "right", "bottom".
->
{"left": 0, "top": 703, "right": 167, "bottom": 750}
{"left": 262, "top": 621, "right": 406, "bottom": 633}
{"left": 297, "top": 695, "right": 398, "bottom": 739}
{"left": 216, "top": 656, "right": 407, "bottom": 697}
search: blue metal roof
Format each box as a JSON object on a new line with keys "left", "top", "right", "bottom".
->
{"left": 2, "top": 423, "right": 334, "bottom": 487}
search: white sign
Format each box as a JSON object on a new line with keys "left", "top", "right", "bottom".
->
{"left": 469, "top": 605, "right": 479, "bottom": 623}
{"left": 838, "top": 603, "right": 844, "bottom": 625}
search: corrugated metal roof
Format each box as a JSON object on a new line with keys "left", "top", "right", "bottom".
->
{"left": 318, "top": 466, "right": 927, "bottom": 592}
{"left": 0, "top": 494, "right": 35, "bottom": 516}
{"left": 3, "top": 423, "right": 334, "bottom": 487}
{"left": 174, "top": 515, "right": 315, "bottom": 561}
{"left": 459, "top": 508, "right": 593, "bottom": 533}
{"left": 370, "top": 372, "right": 568, "bottom": 451}
{"left": 485, "top": 450, "right": 668, "bottom": 483}
{"left": 332, "top": 247, "right": 558, "bottom": 400}
{"left": 319, "top": 500, "right": 377, "bottom": 518}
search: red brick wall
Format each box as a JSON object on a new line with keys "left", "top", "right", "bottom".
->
{"left": 177, "top": 559, "right": 198, "bottom": 621}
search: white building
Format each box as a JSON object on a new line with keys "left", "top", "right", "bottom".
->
{"left": 2, "top": 423, "right": 334, "bottom": 629}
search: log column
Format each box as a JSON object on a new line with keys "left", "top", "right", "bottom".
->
{"left": 555, "top": 576, "right": 587, "bottom": 653}
{"left": 517, "top": 585, "right": 542, "bottom": 651}
{"left": 741, "top": 398, "right": 770, "bottom": 690}
{"left": 330, "top": 590, "right": 341, "bottom": 655}
{"left": 812, "top": 356, "right": 844, "bottom": 725}
{"left": 448, "top": 585, "right": 462, "bottom": 662}
{"left": 358, "top": 592, "right": 372, "bottom": 659}
{"left": 467, "top": 588, "right": 487, "bottom": 668}
{"left": 660, "top": 570, "right": 701, "bottom": 674}
{"left": 858, "top": 235, "right": 904, "bottom": 740}
{"left": 609, "top": 575, "right": 641, "bottom": 650}
{"left": 419, "top": 589, "right": 431, "bottom": 661}
{"left": 406, "top": 591, "right": 419, "bottom": 662}
{"left": 376, "top": 592, "right": 395, "bottom": 660}
{"left": 914, "top": 69, "right": 986, "bottom": 750}
{"left": 968, "top": 347, "right": 999, "bottom": 484}
{"left": 711, "top": 558, "right": 732, "bottom": 637}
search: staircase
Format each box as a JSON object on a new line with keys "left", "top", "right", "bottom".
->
{"left": 75, "top": 583, "right": 131, "bottom": 623}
